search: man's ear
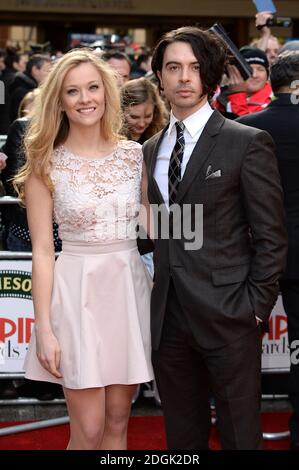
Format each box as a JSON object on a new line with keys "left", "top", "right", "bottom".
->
{"left": 31, "top": 65, "right": 38, "bottom": 80}
{"left": 157, "top": 70, "right": 163, "bottom": 91}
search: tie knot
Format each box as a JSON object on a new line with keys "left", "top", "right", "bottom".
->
{"left": 175, "top": 121, "right": 185, "bottom": 136}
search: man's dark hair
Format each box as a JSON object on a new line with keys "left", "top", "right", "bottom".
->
{"left": 270, "top": 51, "right": 299, "bottom": 93}
{"left": 26, "top": 54, "right": 51, "bottom": 76}
{"left": 136, "top": 53, "right": 151, "bottom": 67}
{"left": 151, "top": 26, "right": 226, "bottom": 99}
{"left": 101, "top": 50, "right": 131, "bottom": 70}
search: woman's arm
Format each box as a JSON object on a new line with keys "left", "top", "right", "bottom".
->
{"left": 25, "top": 172, "right": 62, "bottom": 378}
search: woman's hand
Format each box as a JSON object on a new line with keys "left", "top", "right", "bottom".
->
{"left": 35, "top": 327, "right": 62, "bottom": 378}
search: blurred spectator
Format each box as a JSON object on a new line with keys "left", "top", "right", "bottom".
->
{"left": 0, "top": 152, "right": 7, "bottom": 171}
{"left": 28, "top": 41, "right": 51, "bottom": 57}
{"left": 131, "top": 53, "right": 152, "bottom": 79}
{"left": 5, "top": 48, "right": 28, "bottom": 74}
{"left": 237, "top": 51, "right": 299, "bottom": 450}
{"left": 54, "top": 50, "right": 64, "bottom": 59}
{"left": 9, "top": 54, "right": 51, "bottom": 123}
{"left": 0, "top": 154, "right": 6, "bottom": 254}
{"left": 0, "top": 48, "right": 28, "bottom": 134}
{"left": 121, "top": 77, "right": 168, "bottom": 144}
{"left": 1, "top": 88, "right": 61, "bottom": 253}
{"left": 0, "top": 48, "right": 6, "bottom": 76}
{"left": 17, "top": 89, "right": 38, "bottom": 118}
{"left": 254, "top": 11, "right": 281, "bottom": 64}
{"left": 121, "top": 77, "right": 167, "bottom": 276}
{"left": 215, "top": 47, "right": 272, "bottom": 117}
{"left": 0, "top": 153, "right": 7, "bottom": 200}
{"left": 280, "top": 40, "right": 299, "bottom": 54}
{"left": 14, "top": 53, "right": 28, "bottom": 73}
{"left": 102, "top": 50, "right": 131, "bottom": 87}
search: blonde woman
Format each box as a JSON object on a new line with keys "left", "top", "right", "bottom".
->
{"left": 121, "top": 77, "right": 168, "bottom": 144}
{"left": 14, "top": 49, "right": 153, "bottom": 450}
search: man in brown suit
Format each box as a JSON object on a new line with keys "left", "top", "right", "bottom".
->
{"left": 142, "top": 27, "right": 287, "bottom": 450}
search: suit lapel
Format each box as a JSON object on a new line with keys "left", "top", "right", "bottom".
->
{"left": 176, "top": 110, "right": 225, "bottom": 204}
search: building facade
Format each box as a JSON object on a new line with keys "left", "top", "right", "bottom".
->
{"left": 0, "top": 0, "right": 298, "bottom": 51}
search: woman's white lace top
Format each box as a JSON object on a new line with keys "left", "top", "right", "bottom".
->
{"left": 50, "top": 140, "right": 143, "bottom": 242}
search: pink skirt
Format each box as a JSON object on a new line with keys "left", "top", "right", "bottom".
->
{"left": 24, "top": 239, "right": 154, "bottom": 389}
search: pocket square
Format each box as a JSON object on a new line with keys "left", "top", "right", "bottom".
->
{"left": 205, "top": 168, "right": 222, "bottom": 180}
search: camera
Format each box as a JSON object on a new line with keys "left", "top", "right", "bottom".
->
{"left": 266, "top": 16, "right": 292, "bottom": 27}
{"left": 209, "top": 23, "right": 252, "bottom": 80}
{"left": 258, "top": 16, "right": 292, "bottom": 29}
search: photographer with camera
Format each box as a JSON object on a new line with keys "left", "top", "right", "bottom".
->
{"left": 255, "top": 11, "right": 282, "bottom": 64}
{"left": 215, "top": 47, "right": 272, "bottom": 118}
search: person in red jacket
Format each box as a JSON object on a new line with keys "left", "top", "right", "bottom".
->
{"left": 215, "top": 47, "right": 272, "bottom": 117}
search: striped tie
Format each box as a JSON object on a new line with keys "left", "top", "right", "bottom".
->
{"left": 168, "top": 121, "right": 185, "bottom": 206}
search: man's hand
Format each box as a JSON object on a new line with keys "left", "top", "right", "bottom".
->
{"left": 226, "top": 65, "right": 247, "bottom": 94}
{"left": 255, "top": 11, "right": 273, "bottom": 36}
{"left": 0, "top": 152, "right": 7, "bottom": 171}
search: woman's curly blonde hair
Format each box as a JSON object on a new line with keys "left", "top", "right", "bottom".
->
{"left": 14, "top": 48, "right": 122, "bottom": 202}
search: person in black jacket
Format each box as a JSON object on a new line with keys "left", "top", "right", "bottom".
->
{"left": 237, "top": 51, "right": 299, "bottom": 450}
{"left": 1, "top": 88, "right": 61, "bottom": 253}
{"left": 1, "top": 117, "right": 33, "bottom": 251}
{"left": 0, "top": 48, "right": 28, "bottom": 135}
{"left": 9, "top": 54, "right": 51, "bottom": 124}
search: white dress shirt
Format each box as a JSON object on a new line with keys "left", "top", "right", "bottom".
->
{"left": 154, "top": 102, "right": 214, "bottom": 207}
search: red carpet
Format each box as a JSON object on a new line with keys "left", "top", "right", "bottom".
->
{"left": 0, "top": 413, "right": 292, "bottom": 450}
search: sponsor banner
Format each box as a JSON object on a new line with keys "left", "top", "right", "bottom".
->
{"left": 262, "top": 295, "right": 290, "bottom": 372}
{"left": 0, "top": 260, "right": 33, "bottom": 372}
{"left": 0, "top": 258, "right": 290, "bottom": 373}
